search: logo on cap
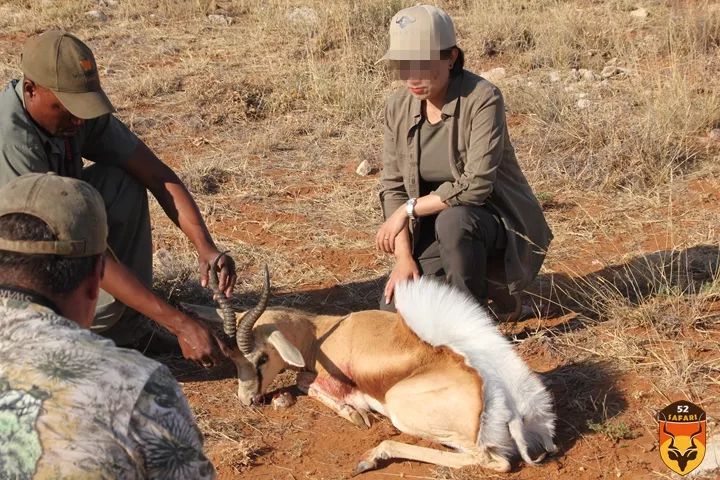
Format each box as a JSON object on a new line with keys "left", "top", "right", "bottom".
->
{"left": 79, "top": 58, "right": 94, "bottom": 73}
{"left": 395, "top": 15, "right": 415, "bottom": 29}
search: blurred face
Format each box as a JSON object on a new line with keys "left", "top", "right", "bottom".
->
{"left": 392, "top": 59, "right": 449, "bottom": 102}
{"left": 391, "top": 51, "right": 458, "bottom": 103}
{"left": 23, "top": 80, "right": 85, "bottom": 137}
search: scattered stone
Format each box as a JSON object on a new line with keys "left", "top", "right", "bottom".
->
{"left": 601, "top": 65, "right": 632, "bottom": 79}
{"left": 355, "top": 160, "right": 372, "bottom": 176}
{"left": 576, "top": 98, "right": 591, "bottom": 109}
{"left": 481, "top": 67, "right": 506, "bottom": 82}
{"left": 85, "top": 9, "right": 108, "bottom": 21}
{"left": 630, "top": 8, "right": 649, "bottom": 19}
{"left": 271, "top": 392, "right": 296, "bottom": 410}
{"left": 207, "top": 14, "right": 232, "bottom": 26}
{"left": 287, "top": 6, "right": 319, "bottom": 26}
{"left": 578, "top": 69, "right": 596, "bottom": 82}
{"left": 153, "top": 248, "right": 175, "bottom": 277}
{"left": 709, "top": 129, "right": 720, "bottom": 140}
{"left": 548, "top": 70, "right": 561, "bottom": 83}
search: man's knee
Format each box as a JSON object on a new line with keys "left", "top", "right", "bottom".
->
{"left": 83, "top": 164, "right": 147, "bottom": 206}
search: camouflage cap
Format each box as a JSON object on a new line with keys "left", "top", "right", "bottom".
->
{"left": 0, "top": 173, "right": 107, "bottom": 257}
{"left": 21, "top": 30, "right": 115, "bottom": 120}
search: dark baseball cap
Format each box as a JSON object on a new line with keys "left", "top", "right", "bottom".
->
{"left": 21, "top": 30, "right": 115, "bottom": 120}
{"left": 0, "top": 173, "right": 108, "bottom": 257}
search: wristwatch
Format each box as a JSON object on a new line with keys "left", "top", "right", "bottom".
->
{"left": 405, "top": 198, "right": 417, "bottom": 220}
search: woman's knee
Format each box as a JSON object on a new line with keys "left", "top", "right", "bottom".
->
{"left": 435, "top": 207, "right": 474, "bottom": 245}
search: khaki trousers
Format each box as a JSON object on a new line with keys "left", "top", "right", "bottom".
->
{"left": 82, "top": 164, "right": 153, "bottom": 345}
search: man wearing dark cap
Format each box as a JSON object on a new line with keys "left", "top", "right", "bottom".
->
{"left": 0, "top": 30, "right": 234, "bottom": 366}
{"left": 0, "top": 173, "right": 215, "bottom": 479}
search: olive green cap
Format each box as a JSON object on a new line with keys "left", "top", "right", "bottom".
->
{"left": 378, "top": 5, "right": 457, "bottom": 62}
{"left": 0, "top": 173, "right": 108, "bottom": 257}
{"left": 21, "top": 30, "right": 115, "bottom": 120}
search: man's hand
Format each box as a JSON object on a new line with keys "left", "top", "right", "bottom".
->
{"left": 174, "top": 313, "right": 233, "bottom": 367}
{"left": 384, "top": 257, "right": 420, "bottom": 304}
{"left": 199, "top": 249, "right": 237, "bottom": 298}
{"left": 376, "top": 206, "right": 408, "bottom": 254}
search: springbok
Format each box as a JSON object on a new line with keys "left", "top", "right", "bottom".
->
{"left": 189, "top": 266, "right": 557, "bottom": 473}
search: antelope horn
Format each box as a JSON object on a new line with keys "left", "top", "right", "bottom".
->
{"left": 236, "top": 264, "right": 270, "bottom": 354}
{"left": 209, "top": 251, "right": 236, "bottom": 338}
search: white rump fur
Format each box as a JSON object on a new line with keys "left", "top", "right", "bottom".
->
{"left": 394, "top": 278, "right": 557, "bottom": 464}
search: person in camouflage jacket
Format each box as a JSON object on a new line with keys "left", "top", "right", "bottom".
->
{"left": 0, "top": 173, "right": 215, "bottom": 479}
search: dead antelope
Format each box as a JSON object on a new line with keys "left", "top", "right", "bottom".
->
{"left": 188, "top": 268, "right": 557, "bottom": 473}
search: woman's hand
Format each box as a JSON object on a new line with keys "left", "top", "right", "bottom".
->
{"left": 375, "top": 206, "right": 409, "bottom": 254}
{"left": 384, "top": 256, "right": 420, "bottom": 304}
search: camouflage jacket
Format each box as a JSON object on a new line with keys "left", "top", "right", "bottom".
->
{"left": 0, "top": 296, "right": 216, "bottom": 479}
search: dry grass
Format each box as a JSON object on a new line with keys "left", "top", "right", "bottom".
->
{"left": 1, "top": 0, "right": 720, "bottom": 477}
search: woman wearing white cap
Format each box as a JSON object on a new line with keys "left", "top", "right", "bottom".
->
{"left": 376, "top": 5, "right": 552, "bottom": 319}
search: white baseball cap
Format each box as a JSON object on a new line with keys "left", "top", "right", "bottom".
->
{"left": 378, "top": 5, "right": 457, "bottom": 62}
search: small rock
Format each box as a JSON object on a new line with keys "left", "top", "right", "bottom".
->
{"left": 630, "top": 8, "right": 649, "bottom": 19}
{"left": 579, "top": 466, "right": 586, "bottom": 471}
{"left": 271, "top": 392, "right": 296, "bottom": 410}
{"left": 98, "top": 0, "right": 118, "bottom": 6}
{"left": 85, "top": 9, "right": 108, "bottom": 21}
{"left": 207, "top": 14, "right": 232, "bottom": 26}
{"left": 709, "top": 128, "right": 720, "bottom": 140}
{"left": 481, "top": 67, "right": 506, "bottom": 82}
{"left": 576, "top": 98, "right": 591, "bottom": 109}
{"left": 579, "top": 69, "right": 596, "bottom": 82}
{"left": 601, "top": 65, "right": 632, "bottom": 79}
{"left": 548, "top": 70, "right": 561, "bottom": 83}
{"left": 355, "top": 160, "right": 372, "bottom": 176}
{"left": 287, "top": 6, "right": 319, "bottom": 26}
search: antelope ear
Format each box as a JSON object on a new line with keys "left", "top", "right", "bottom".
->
{"left": 180, "top": 302, "right": 226, "bottom": 323}
{"left": 267, "top": 330, "right": 305, "bottom": 368}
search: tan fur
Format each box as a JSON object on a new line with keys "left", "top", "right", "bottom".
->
{"left": 183, "top": 304, "right": 509, "bottom": 473}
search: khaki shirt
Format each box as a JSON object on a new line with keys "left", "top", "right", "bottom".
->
{"left": 0, "top": 296, "right": 215, "bottom": 479}
{"left": 0, "top": 80, "right": 138, "bottom": 187}
{"left": 379, "top": 70, "right": 552, "bottom": 294}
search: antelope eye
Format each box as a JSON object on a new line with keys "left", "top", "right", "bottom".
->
{"left": 257, "top": 353, "right": 269, "bottom": 367}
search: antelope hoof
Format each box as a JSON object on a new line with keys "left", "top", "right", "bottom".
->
{"left": 348, "top": 408, "right": 369, "bottom": 429}
{"left": 353, "top": 460, "right": 376, "bottom": 476}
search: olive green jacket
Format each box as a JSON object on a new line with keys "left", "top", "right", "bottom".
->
{"left": 379, "top": 70, "right": 552, "bottom": 294}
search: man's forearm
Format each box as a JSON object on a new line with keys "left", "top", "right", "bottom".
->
{"left": 101, "top": 253, "right": 186, "bottom": 335}
{"left": 125, "top": 142, "right": 217, "bottom": 256}
{"left": 153, "top": 177, "right": 217, "bottom": 256}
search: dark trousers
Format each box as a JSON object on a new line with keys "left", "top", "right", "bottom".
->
{"left": 82, "top": 164, "right": 154, "bottom": 345}
{"left": 380, "top": 205, "right": 506, "bottom": 311}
